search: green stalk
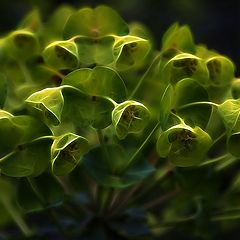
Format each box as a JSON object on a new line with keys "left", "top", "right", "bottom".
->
{"left": 129, "top": 53, "right": 161, "bottom": 99}
{"left": 124, "top": 121, "right": 160, "bottom": 170}
{"left": 1, "top": 198, "right": 32, "bottom": 237}
{"left": 27, "top": 177, "right": 45, "bottom": 205}
{"left": 177, "top": 101, "right": 219, "bottom": 111}
{"left": 18, "top": 61, "right": 33, "bottom": 83}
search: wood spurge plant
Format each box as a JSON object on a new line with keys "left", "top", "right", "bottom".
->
{"left": 0, "top": 5, "right": 240, "bottom": 240}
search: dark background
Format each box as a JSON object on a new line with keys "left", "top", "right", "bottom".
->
{"left": 0, "top": 0, "right": 239, "bottom": 74}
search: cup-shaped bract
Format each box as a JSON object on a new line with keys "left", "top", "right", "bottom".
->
{"left": 218, "top": 98, "right": 240, "bottom": 157}
{"left": 157, "top": 123, "right": 212, "bottom": 167}
{"left": 3, "top": 30, "right": 39, "bottom": 60}
{"left": 51, "top": 133, "right": 89, "bottom": 175}
{"left": 218, "top": 98, "right": 240, "bottom": 133}
{"left": 113, "top": 35, "right": 151, "bottom": 70}
{"left": 161, "top": 23, "right": 195, "bottom": 53}
{"left": 25, "top": 87, "right": 64, "bottom": 126}
{"left": 206, "top": 56, "right": 235, "bottom": 87}
{"left": 163, "top": 53, "right": 209, "bottom": 85}
{"left": 231, "top": 79, "right": 240, "bottom": 99}
{"left": 43, "top": 40, "right": 79, "bottom": 70}
{"left": 63, "top": 5, "right": 129, "bottom": 39}
{"left": 0, "top": 112, "right": 52, "bottom": 177}
{"left": 112, "top": 100, "right": 150, "bottom": 139}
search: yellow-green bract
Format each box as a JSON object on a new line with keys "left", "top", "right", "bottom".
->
{"left": 112, "top": 100, "right": 150, "bottom": 139}
{"left": 157, "top": 123, "right": 212, "bottom": 167}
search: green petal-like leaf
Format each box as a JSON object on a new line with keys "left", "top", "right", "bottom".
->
{"left": 174, "top": 78, "right": 211, "bottom": 128}
{"left": 3, "top": 30, "right": 39, "bottom": 60}
{"left": 51, "top": 133, "right": 89, "bottom": 175}
{"left": 17, "top": 173, "right": 64, "bottom": 213}
{"left": 83, "top": 144, "right": 155, "bottom": 188}
{"left": 74, "top": 36, "right": 115, "bottom": 65}
{"left": 0, "top": 137, "right": 52, "bottom": 177}
{"left": 162, "top": 23, "right": 195, "bottom": 53}
{"left": 62, "top": 66, "right": 126, "bottom": 102}
{"left": 157, "top": 123, "right": 212, "bottom": 167}
{"left": 26, "top": 87, "right": 64, "bottom": 125}
{"left": 218, "top": 99, "right": 240, "bottom": 132}
{"left": 112, "top": 100, "right": 151, "bottom": 139}
{"left": 163, "top": 53, "right": 209, "bottom": 85}
{"left": 113, "top": 35, "right": 151, "bottom": 70}
{"left": 0, "top": 114, "right": 52, "bottom": 177}
{"left": 206, "top": 56, "right": 235, "bottom": 87}
{"left": 63, "top": 5, "right": 129, "bottom": 39}
{"left": 0, "top": 114, "right": 51, "bottom": 157}
{"left": 43, "top": 40, "right": 79, "bottom": 70}
{"left": 218, "top": 99, "right": 240, "bottom": 157}
{"left": 62, "top": 86, "right": 114, "bottom": 129}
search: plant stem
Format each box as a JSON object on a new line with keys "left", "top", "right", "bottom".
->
{"left": 199, "top": 153, "right": 233, "bottom": 166}
{"left": 97, "top": 129, "right": 112, "bottom": 169}
{"left": 26, "top": 177, "right": 70, "bottom": 237}
{"left": 129, "top": 53, "right": 161, "bottom": 99}
{"left": 2, "top": 199, "right": 32, "bottom": 237}
{"left": 18, "top": 61, "right": 33, "bottom": 83}
{"left": 170, "top": 111, "right": 185, "bottom": 124}
{"left": 27, "top": 177, "right": 45, "bottom": 205}
{"left": 124, "top": 121, "right": 160, "bottom": 169}
{"left": 129, "top": 165, "right": 174, "bottom": 204}
{"left": 177, "top": 101, "right": 219, "bottom": 111}
{"left": 142, "top": 187, "right": 180, "bottom": 210}
{"left": 109, "top": 182, "right": 142, "bottom": 217}
{"left": 41, "top": 65, "right": 65, "bottom": 79}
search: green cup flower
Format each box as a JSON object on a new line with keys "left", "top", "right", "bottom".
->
{"left": 112, "top": 100, "right": 150, "bottom": 139}
{"left": 157, "top": 123, "right": 212, "bottom": 167}
{"left": 51, "top": 133, "right": 89, "bottom": 175}
{"left": 43, "top": 39, "right": 79, "bottom": 70}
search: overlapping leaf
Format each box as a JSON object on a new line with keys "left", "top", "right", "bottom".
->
{"left": 83, "top": 144, "right": 155, "bottom": 188}
{"left": 63, "top": 5, "right": 129, "bottom": 39}
{"left": 62, "top": 66, "right": 126, "bottom": 102}
{"left": 74, "top": 36, "right": 115, "bottom": 65}
{"left": 0, "top": 113, "right": 52, "bottom": 177}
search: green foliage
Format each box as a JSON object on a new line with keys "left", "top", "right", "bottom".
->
{"left": 0, "top": 4, "right": 239, "bottom": 240}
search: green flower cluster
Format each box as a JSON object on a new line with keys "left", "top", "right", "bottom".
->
{"left": 0, "top": 5, "right": 239, "bottom": 239}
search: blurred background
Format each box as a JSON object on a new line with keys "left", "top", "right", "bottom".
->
{"left": 0, "top": 0, "right": 239, "bottom": 74}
